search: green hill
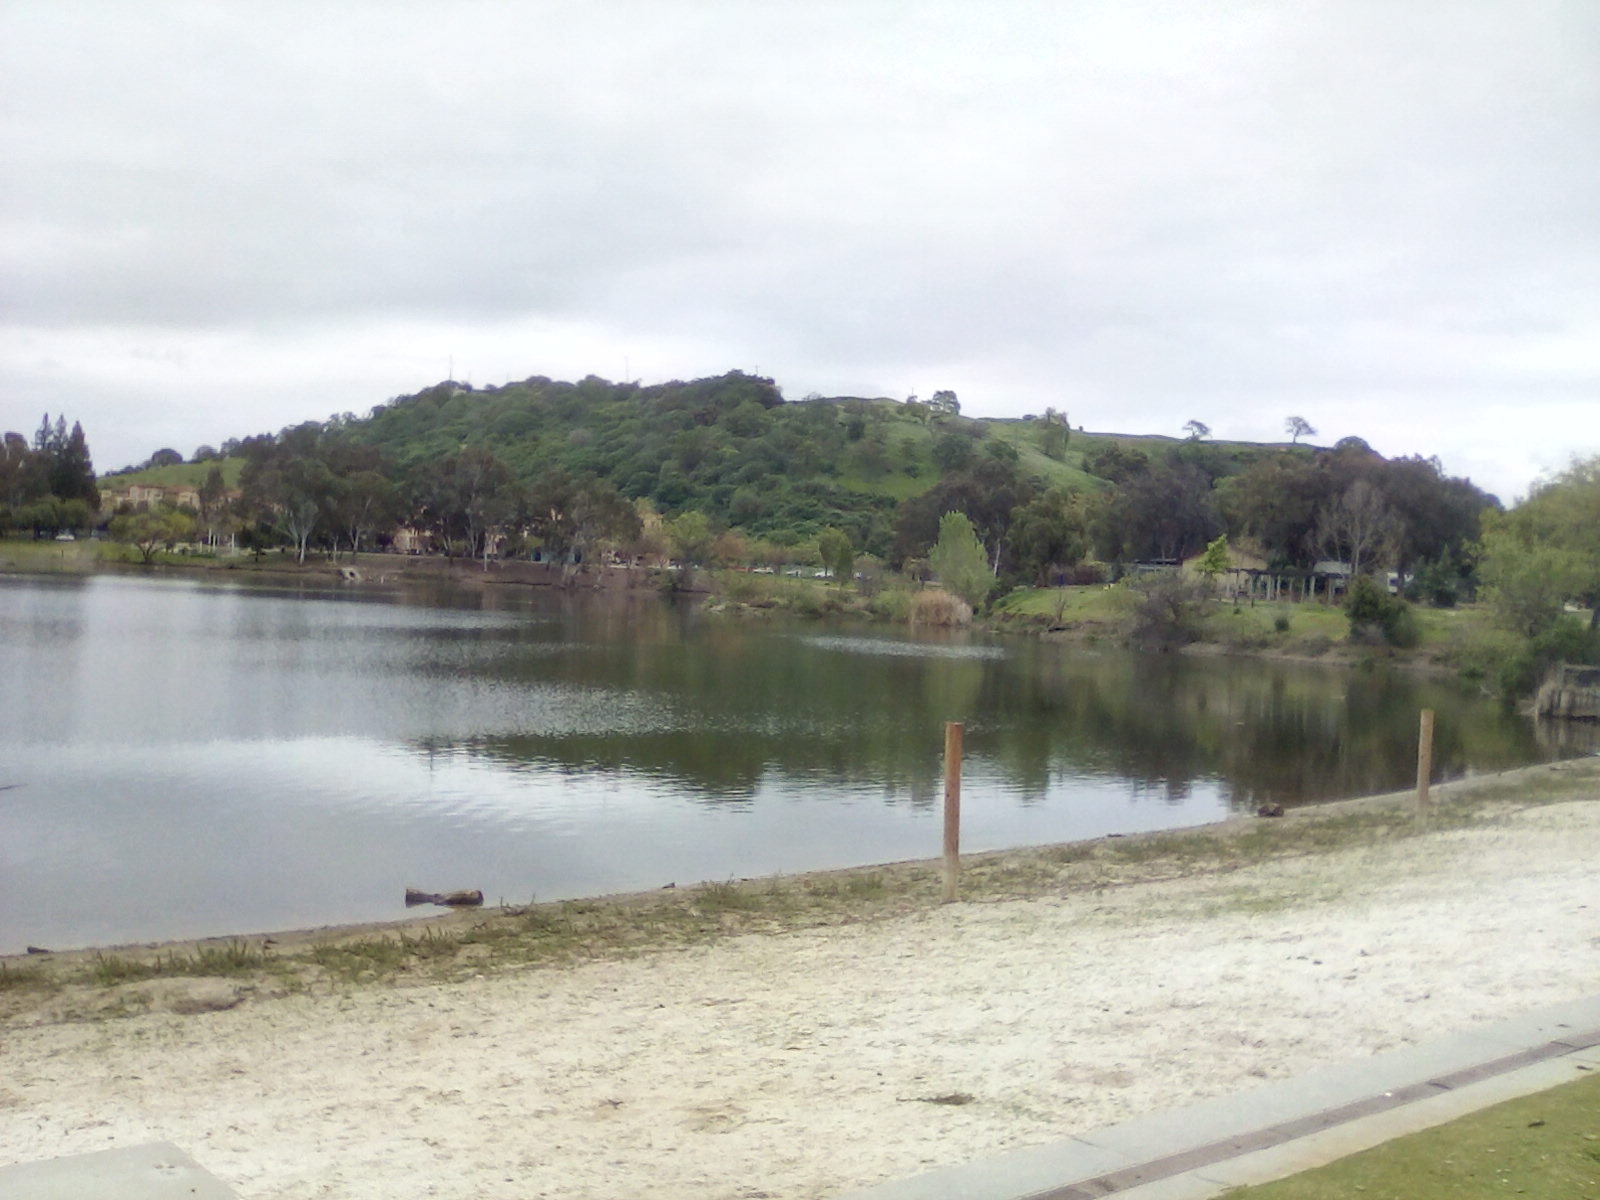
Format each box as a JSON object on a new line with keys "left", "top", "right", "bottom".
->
{"left": 98, "top": 458, "right": 243, "bottom": 492}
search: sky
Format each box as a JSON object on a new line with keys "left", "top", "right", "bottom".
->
{"left": 3, "top": 1, "right": 1597, "bottom": 504}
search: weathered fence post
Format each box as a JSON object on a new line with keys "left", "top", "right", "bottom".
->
{"left": 1416, "top": 709, "right": 1435, "bottom": 819}
{"left": 943, "top": 721, "right": 963, "bottom": 902}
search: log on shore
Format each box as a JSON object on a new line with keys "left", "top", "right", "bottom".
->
{"left": 404, "top": 888, "right": 485, "bottom": 907}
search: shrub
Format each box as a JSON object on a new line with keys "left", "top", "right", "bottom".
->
{"left": 1494, "top": 617, "right": 1600, "bottom": 698}
{"left": 866, "top": 588, "right": 912, "bottom": 622}
{"left": 1128, "top": 572, "right": 1212, "bottom": 647}
{"left": 1345, "top": 575, "right": 1419, "bottom": 648}
{"left": 1063, "top": 561, "right": 1108, "bottom": 586}
{"left": 909, "top": 588, "right": 972, "bottom": 627}
{"left": 1273, "top": 613, "right": 1292, "bottom": 634}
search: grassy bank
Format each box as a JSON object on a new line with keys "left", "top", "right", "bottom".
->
{"left": 5, "top": 757, "right": 1594, "bottom": 1026}
{"left": 1231, "top": 1072, "right": 1600, "bottom": 1199}
{"left": 994, "top": 581, "right": 1489, "bottom": 669}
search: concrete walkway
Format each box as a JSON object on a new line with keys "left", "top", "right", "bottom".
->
{"left": 837, "top": 994, "right": 1600, "bottom": 1200}
{"left": 0, "top": 1141, "right": 238, "bottom": 1200}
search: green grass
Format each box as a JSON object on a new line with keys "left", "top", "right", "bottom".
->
{"left": 0, "top": 962, "right": 55, "bottom": 994}
{"left": 995, "top": 584, "right": 1494, "bottom": 662}
{"left": 97, "top": 457, "right": 244, "bottom": 491}
{"left": 1227, "top": 1072, "right": 1600, "bottom": 1199}
{"left": 87, "top": 940, "right": 277, "bottom": 985}
{"left": 0, "top": 536, "right": 121, "bottom": 571}
{"left": 980, "top": 420, "right": 1103, "bottom": 492}
{"left": 693, "top": 878, "right": 768, "bottom": 913}
{"left": 993, "top": 583, "right": 1132, "bottom": 627}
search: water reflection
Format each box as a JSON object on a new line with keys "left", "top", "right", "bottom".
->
{"left": 0, "top": 572, "right": 1572, "bottom": 952}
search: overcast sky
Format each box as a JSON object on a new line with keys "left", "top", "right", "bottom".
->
{"left": 3, "top": 1, "right": 1596, "bottom": 502}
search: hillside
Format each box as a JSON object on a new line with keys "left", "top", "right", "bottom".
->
{"left": 202, "top": 372, "right": 1287, "bottom": 558}
{"left": 46, "top": 368, "right": 1496, "bottom": 598}
{"left": 240, "top": 372, "right": 1195, "bottom": 556}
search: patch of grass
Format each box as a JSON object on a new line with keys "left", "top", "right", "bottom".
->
{"left": 1227, "top": 1072, "right": 1600, "bottom": 1199}
{"left": 1207, "top": 601, "right": 1348, "bottom": 646}
{"left": 89, "top": 952, "right": 159, "bottom": 985}
{"left": 805, "top": 872, "right": 889, "bottom": 900}
{"left": 98, "top": 458, "right": 244, "bottom": 491}
{"left": 694, "top": 879, "right": 766, "bottom": 913}
{"left": 994, "top": 583, "right": 1131, "bottom": 626}
{"left": 186, "top": 939, "right": 275, "bottom": 975}
{"left": 308, "top": 929, "right": 457, "bottom": 981}
{"left": 0, "top": 962, "right": 55, "bottom": 993}
{"left": 86, "top": 940, "right": 276, "bottom": 986}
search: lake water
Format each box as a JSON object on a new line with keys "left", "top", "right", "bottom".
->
{"left": 0, "top": 571, "right": 1574, "bottom": 953}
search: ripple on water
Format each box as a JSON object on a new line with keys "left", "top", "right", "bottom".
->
{"left": 796, "top": 634, "right": 1008, "bottom": 660}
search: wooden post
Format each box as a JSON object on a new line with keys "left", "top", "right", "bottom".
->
{"left": 1416, "top": 709, "right": 1435, "bottom": 818}
{"left": 943, "top": 721, "right": 963, "bottom": 902}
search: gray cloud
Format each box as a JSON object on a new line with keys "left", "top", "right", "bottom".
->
{"left": 2, "top": 1, "right": 1597, "bottom": 497}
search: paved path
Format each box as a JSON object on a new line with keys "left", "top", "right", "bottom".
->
{"left": 837, "top": 994, "right": 1600, "bottom": 1200}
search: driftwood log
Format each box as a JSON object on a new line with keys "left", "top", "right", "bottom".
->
{"left": 404, "top": 888, "right": 484, "bottom": 907}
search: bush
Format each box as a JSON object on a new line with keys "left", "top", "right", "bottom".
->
{"left": 1128, "top": 572, "right": 1212, "bottom": 647}
{"left": 1384, "top": 603, "right": 1422, "bottom": 649}
{"left": 908, "top": 588, "right": 972, "bottom": 627}
{"left": 1495, "top": 617, "right": 1600, "bottom": 698}
{"left": 1345, "top": 575, "right": 1419, "bottom": 648}
{"left": 1273, "top": 613, "right": 1292, "bottom": 634}
{"left": 1065, "top": 561, "right": 1108, "bottom": 586}
{"left": 866, "top": 587, "right": 913, "bottom": 622}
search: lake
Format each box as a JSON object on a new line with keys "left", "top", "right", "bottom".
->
{"left": 0, "top": 570, "right": 1574, "bottom": 954}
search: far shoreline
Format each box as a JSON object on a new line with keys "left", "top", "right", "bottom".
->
{"left": 2, "top": 537, "right": 1473, "bottom": 678}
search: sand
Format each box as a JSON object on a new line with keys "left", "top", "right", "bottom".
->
{"left": 3, "top": 788, "right": 1598, "bottom": 1199}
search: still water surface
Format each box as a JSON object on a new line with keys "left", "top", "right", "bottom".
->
{"left": 0, "top": 572, "right": 1570, "bottom": 953}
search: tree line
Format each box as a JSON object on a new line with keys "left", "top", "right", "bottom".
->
{"left": 7, "top": 376, "right": 1500, "bottom": 595}
{"left": 0, "top": 414, "right": 99, "bottom": 537}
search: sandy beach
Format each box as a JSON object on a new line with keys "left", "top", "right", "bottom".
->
{"left": 3, "top": 761, "right": 1598, "bottom": 1199}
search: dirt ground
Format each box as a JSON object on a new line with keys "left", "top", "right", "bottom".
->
{"left": 2, "top": 764, "right": 1597, "bottom": 1199}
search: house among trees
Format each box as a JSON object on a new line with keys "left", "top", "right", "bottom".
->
{"left": 101, "top": 484, "right": 203, "bottom": 512}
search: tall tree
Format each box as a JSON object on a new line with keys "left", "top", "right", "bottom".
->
{"left": 1318, "top": 480, "right": 1396, "bottom": 577}
{"left": 815, "top": 527, "right": 854, "bottom": 582}
{"left": 329, "top": 470, "right": 401, "bottom": 558}
{"left": 1285, "top": 416, "right": 1316, "bottom": 444}
{"left": 1091, "top": 461, "right": 1220, "bottom": 563}
{"left": 1006, "top": 489, "right": 1087, "bottom": 585}
{"left": 196, "top": 465, "right": 234, "bottom": 548}
{"left": 49, "top": 422, "right": 100, "bottom": 509}
{"left": 929, "top": 512, "right": 991, "bottom": 608}
{"left": 1481, "top": 454, "right": 1600, "bottom": 632}
{"left": 1037, "top": 408, "right": 1070, "bottom": 460}
{"left": 1216, "top": 453, "right": 1330, "bottom": 567}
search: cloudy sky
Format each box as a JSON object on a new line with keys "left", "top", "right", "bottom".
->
{"left": 3, "top": 1, "right": 1596, "bottom": 502}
